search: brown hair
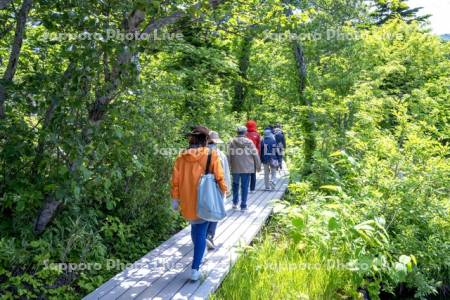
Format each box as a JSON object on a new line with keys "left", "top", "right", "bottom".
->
{"left": 188, "top": 125, "right": 210, "bottom": 147}
{"left": 189, "top": 134, "right": 208, "bottom": 147}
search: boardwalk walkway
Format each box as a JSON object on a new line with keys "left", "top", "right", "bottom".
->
{"left": 84, "top": 171, "right": 289, "bottom": 300}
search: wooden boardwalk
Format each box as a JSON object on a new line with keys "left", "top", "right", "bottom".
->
{"left": 84, "top": 171, "right": 289, "bottom": 300}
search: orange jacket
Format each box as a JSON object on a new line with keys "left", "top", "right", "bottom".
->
{"left": 171, "top": 147, "right": 227, "bottom": 221}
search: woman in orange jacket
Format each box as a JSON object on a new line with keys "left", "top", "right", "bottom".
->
{"left": 170, "top": 125, "right": 227, "bottom": 281}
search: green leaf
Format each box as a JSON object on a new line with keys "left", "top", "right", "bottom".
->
{"left": 73, "top": 186, "right": 81, "bottom": 200}
{"left": 394, "top": 262, "right": 407, "bottom": 275}
{"left": 319, "top": 185, "right": 342, "bottom": 192}
{"left": 106, "top": 200, "right": 115, "bottom": 210}
{"left": 399, "top": 255, "right": 411, "bottom": 265}
{"left": 328, "top": 217, "right": 339, "bottom": 231}
{"left": 291, "top": 216, "right": 305, "bottom": 230}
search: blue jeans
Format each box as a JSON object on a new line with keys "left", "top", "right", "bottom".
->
{"left": 250, "top": 173, "right": 256, "bottom": 191}
{"left": 232, "top": 173, "right": 251, "bottom": 209}
{"left": 191, "top": 221, "right": 209, "bottom": 270}
{"left": 207, "top": 222, "right": 217, "bottom": 240}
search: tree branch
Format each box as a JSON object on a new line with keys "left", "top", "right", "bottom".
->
{"left": 0, "top": 0, "right": 33, "bottom": 118}
{"left": 0, "top": 0, "right": 13, "bottom": 9}
{"left": 142, "top": 10, "right": 186, "bottom": 34}
{"left": 142, "top": 0, "right": 227, "bottom": 34}
{"left": 88, "top": 0, "right": 229, "bottom": 122}
{"left": 31, "top": 62, "right": 76, "bottom": 179}
{"left": 3, "top": 0, "right": 32, "bottom": 81}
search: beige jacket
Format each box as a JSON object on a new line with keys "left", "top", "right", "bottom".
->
{"left": 228, "top": 136, "right": 261, "bottom": 174}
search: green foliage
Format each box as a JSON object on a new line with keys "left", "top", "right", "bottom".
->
{"left": 213, "top": 232, "right": 357, "bottom": 300}
{"left": 217, "top": 19, "right": 448, "bottom": 300}
{"left": 370, "top": 0, "right": 431, "bottom": 25}
{"left": 0, "top": 0, "right": 448, "bottom": 298}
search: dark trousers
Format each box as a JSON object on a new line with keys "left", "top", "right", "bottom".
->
{"left": 207, "top": 222, "right": 217, "bottom": 240}
{"left": 277, "top": 156, "right": 283, "bottom": 169}
{"left": 249, "top": 173, "right": 256, "bottom": 191}
{"left": 232, "top": 173, "right": 251, "bottom": 209}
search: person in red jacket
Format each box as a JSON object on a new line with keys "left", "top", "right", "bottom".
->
{"left": 245, "top": 120, "right": 261, "bottom": 193}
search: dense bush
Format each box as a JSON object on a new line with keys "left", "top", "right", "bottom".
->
{"left": 1, "top": 0, "right": 448, "bottom": 298}
{"left": 216, "top": 22, "right": 449, "bottom": 300}
{"left": 287, "top": 22, "right": 449, "bottom": 299}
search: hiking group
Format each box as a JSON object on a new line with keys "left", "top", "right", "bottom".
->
{"left": 170, "top": 121, "right": 286, "bottom": 281}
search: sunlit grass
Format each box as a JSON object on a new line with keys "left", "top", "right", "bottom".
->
{"left": 212, "top": 233, "right": 357, "bottom": 300}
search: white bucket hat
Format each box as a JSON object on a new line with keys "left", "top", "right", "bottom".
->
{"left": 209, "top": 131, "right": 224, "bottom": 144}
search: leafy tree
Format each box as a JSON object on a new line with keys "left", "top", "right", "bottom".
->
{"left": 0, "top": 0, "right": 448, "bottom": 298}
{"left": 370, "top": 0, "right": 430, "bottom": 25}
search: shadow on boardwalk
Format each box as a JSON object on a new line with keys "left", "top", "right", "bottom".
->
{"left": 84, "top": 170, "right": 289, "bottom": 300}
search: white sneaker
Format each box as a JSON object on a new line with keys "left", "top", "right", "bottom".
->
{"left": 190, "top": 269, "right": 201, "bottom": 281}
{"left": 249, "top": 190, "right": 256, "bottom": 194}
{"left": 232, "top": 204, "right": 238, "bottom": 210}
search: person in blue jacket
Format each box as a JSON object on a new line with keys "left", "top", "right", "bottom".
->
{"left": 273, "top": 124, "right": 286, "bottom": 169}
{"left": 260, "top": 129, "right": 279, "bottom": 190}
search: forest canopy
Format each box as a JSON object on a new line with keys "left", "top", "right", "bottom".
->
{"left": 0, "top": 0, "right": 448, "bottom": 299}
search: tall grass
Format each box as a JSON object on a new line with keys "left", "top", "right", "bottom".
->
{"left": 212, "top": 232, "right": 357, "bottom": 300}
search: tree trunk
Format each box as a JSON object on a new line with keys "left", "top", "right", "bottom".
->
{"left": 0, "top": 85, "right": 6, "bottom": 118}
{"left": 33, "top": 0, "right": 229, "bottom": 234}
{"left": 0, "top": 0, "right": 33, "bottom": 118}
{"left": 34, "top": 197, "right": 62, "bottom": 235}
{"left": 232, "top": 33, "right": 253, "bottom": 112}
{"left": 292, "top": 40, "right": 316, "bottom": 174}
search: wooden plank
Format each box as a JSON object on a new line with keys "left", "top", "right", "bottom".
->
{"left": 176, "top": 178, "right": 288, "bottom": 299}
{"left": 99, "top": 233, "right": 194, "bottom": 299}
{"left": 83, "top": 171, "right": 289, "bottom": 300}
{"left": 84, "top": 227, "right": 192, "bottom": 300}
{"left": 134, "top": 181, "right": 271, "bottom": 299}
{"left": 85, "top": 181, "right": 251, "bottom": 300}
{"left": 108, "top": 181, "right": 268, "bottom": 299}
{"left": 189, "top": 183, "right": 288, "bottom": 300}
{"left": 188, "top": 178, "right": 289, "bottom": 300}
{"left": 106, "top": 215, "right": 234, "bottom": 299}
{"left": 96, "top": 179, "right": 265, "bottom": 299}
{"left": 155, "top": 188, "right": 273, "bottom": 299}
{"left": 187, "top": 193, "right": 285, "bottom": 299}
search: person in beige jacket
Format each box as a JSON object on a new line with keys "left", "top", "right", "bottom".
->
{"left": 227, "top": 126, "right": 261, "bottom": 211}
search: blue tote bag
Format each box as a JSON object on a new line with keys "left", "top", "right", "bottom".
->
{"left": 197, "top": 149, "right": 227, "bottom": 222}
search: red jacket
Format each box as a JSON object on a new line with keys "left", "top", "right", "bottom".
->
{"left": 245, "top": 120, "right": 261, "bottom": 154}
